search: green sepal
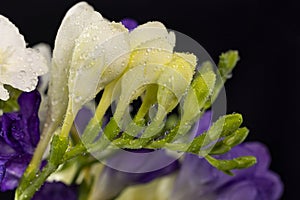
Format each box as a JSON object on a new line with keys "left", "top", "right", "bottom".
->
{"left": 48, "top": 134, "right": 69, "bottom": 166}
{"left": 204, "top": 113, "right": 242, "bottom": 143}
{"left": 210, "top": 127, "right": 249, "bottom": 155}
{"left": 182, "top": 62, "right": 216, "bottom": 123}
{"left": 187, "top": 113, "right": 243, "bottom": 155}
{"left": 0, "top": 86, "right": 21, "bottom": 113}
{"left": 104, "top": 117, "right": 120, "bottom": 141}
{"left": 204, "top": 50, "right": 239, "bottom": 109}
{"left": 218, "top": 50, "right": 240, "bottom": 79}
{"left": 205, "top": 155, "right": 257, "bottom": 175}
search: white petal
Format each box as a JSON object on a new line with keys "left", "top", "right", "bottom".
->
{"left": 69, "top": 20, "right": 130, "bottom": 112}
{"left": 0, "top": 15, "right": 26, "bottom": 49}
{"left": 33, "top": 43, "right": 51, "bottom": 93}
{"left": 52, "top": 2, "right": 102, "bottom": 69}
{"left": 0, "top": 83, "right": 9, "bottom": 101}
{"left": 0, "top": 48, "right": 48, "bottom": 92}
{"left": 48, "top": 2, "right": 102, "bottom": 122}
{"left": 129, "top": 22, "right": 170, "bottom": 49}
{"left": 128, "top": 22, "right": 175, "bottom": 68}
{"left": 33, "top": 43, "right": 52, "bottom": 67}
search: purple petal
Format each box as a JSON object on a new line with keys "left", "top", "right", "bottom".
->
{"left": 18, "top": 90, "right": 41, "bottom": 151}
{"left": 74, "top": 106, "right": 94, "bottom": 135}
{"left": 242, "top": 142, "right": 271, "bottom": 174}
{"left": 105, "top": 149, "right": 179, "bottom": 173}
{"left": 121, "top": 18, "right": 138, "bottom": 31}
{"left": 253, "top": 172, "right": 283, "bottom": 200}
{"left": 97, "top": 149, "right": 179, "bottom": 199}
{"left": 1, "top": 112, "right": 23, "bottom": 151}
{"left": 194, "top": 110, "right": 212, "bottom": 137}
{"left": 0, "top": 90, "right": 42, "bottom": 191}
{"left": 171, "top": 142, "right": 283, "bottom": 200}
{"left": 217, "top": 171, "right": 283, "bottom": 200}
{"left": 0, "top": 138, "right": 17, "bottom": 160}
{"left": 32, "top": 182, "right": 78, "bottom": 200}
{"left": 217, "top": 180, "right": 258, "bottom": 200}
{"left": 0, "top": 165, "right": 5, "bottom": 183}
{"left": 0, "top": 154, "right": 31, "bottom": 191}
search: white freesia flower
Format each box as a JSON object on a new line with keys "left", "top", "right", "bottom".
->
{"left": 47, "top": 2, "right": 102, "bottom": 126}
{"left": 47, "top": 2, "right": 130, "bottom": 124}
{"left": 113, "top": 22, "right": 175, "bottom": 108}
{"left": 69, "top": 17, "right": 130, "bottom": 113}
{"left": 0, "top": 15, "right": 48, "bottom": 101}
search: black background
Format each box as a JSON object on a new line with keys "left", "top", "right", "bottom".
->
{"left": 0, "top": 0, "right": 298, "bottom": 199}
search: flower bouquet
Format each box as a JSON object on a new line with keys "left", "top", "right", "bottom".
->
{"left": 0, "top": 2, "right": 283, "bottom": 200}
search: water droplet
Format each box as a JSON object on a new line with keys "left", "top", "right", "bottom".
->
{"left": 226, "top": 73, "right": 232, "bottom": 79}
{"left": 74, "top": 96, "right": 82, "bottom": 103}
{"left": 18, "top": 70, "right": 26, "bottom": 78}
{"left": 52, "top": 100, "right": 59, "bottom": 106}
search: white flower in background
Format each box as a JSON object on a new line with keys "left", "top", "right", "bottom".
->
{"left": 33, "top": 43, "right": 51, "bottom": 127}
{"left": 0, "top": 15, "right": 48, "bottom": 101}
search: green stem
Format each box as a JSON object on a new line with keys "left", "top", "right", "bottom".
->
{"left": 16, "top": 164, "right": 58, "bottom": 200}
{"left": 61, "top": 103, "right": 75, "bottom": 138}
{"left": 81, "top": 81, "right": 115, "bottom": 144}
{"left": 19, "top": 121, "right": 57, "bottom": 192}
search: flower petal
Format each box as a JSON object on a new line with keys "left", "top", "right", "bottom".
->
{"left": 18, "top": 90, "right": 41, "bottom": 151}
{"left": 48, "top": 2, "right": 103, "bottom": 125}
{"left": 0, "top": 83, "right": 9, "bottom": 101}
{"left": 129, "top": 22, "right": 174, "bottom": 50}
{"left": 0, "top": 15, "right": 25, "bottom": 49}
{"left": 0, "top": 48, "right": 48, "bottom": 92}
{"left": 128, "top": 22, "right": 175, "bottom": 68}
{"left": 69, "top": 20, "right": 130, "bottom": 113}
{"left": 0, "top": 154, "right": 31, "bottom": 191}
{"left": 93, "top": 150, "right": 179, "bottom": 200}
{"left": 171, "top": 142, "right": 283, "bottom": 200}
{"left": 1, "top": 91, "right": 41, "bottom": 154}
{"left": 0, "top": 138, "right": 17, "bottom": 159}
{"left": 242, "top": 142, "right": 271, "bottom": 174}
{"left": 32, "top": 182, "right": 78, "bottom": 200}
{"left": 121, "top": 18, "right": 138, "bottom": 31}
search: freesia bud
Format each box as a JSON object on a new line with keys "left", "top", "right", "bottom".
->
{"left": 157, "top": 52, "right": 197, "bottom": 114}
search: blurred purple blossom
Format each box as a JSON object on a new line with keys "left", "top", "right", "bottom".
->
{"left": 32, "top": 182, "right": 77, "bottom": 200}
{"left": 92, "top": 111, "right": 213, "bottom": 199}
{"left": 171, "top": 142, "right": 283, "bottom": 200}
{"left": 121, "top": 18, "right": 138, "bottom": 31}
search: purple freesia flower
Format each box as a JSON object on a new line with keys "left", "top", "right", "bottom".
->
{"left": 95, "top": 149, "right": 180, "bottom": 199}
{"left": 121, "top": 18, "right": 138, "bottom": 31}
{"left": 32, "top": 182, "right": 77, "bottom": 200}
{"left": 89, "top": 111, "right": 212, "bottom": 200}
{"left": 171, "top": 142, "right": 283, "bottom": 200}
{"left": 0, "top": 90, "right": 41, "bottom": 191}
